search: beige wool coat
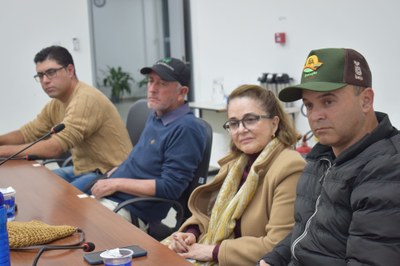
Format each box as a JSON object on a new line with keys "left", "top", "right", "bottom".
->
{"left": 180, "top": 146, "right": 305, "bottom": 266}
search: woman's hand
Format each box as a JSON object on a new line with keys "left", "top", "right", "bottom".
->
{"left": 179, "top": 243, "right": 215, "bottom": 262}
{"left": 169, "top": 232, "right": 196, "bottom": 253}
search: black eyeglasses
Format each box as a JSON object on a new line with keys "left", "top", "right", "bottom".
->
{"left": 222, "top": 113, "right": 273, "bottom": 133}
{"left": 34, "top": 66, "right": 66, "bottom": 82}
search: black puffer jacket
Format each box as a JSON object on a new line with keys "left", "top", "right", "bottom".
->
{"left": 262, "top": 112, "right": 400, "bottom": 266}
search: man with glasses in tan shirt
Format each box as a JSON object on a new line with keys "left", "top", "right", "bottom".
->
{"left": 0, "top": 45, "right": 132, "bottom": 192}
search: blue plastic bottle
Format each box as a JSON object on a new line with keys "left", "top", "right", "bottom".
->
{"left": 0, "top": 192, "right": 10, "bottom": 266}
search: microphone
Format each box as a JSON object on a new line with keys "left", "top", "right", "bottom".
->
{"left": 0, "top": 123, "right": 65, "bottom": 166}
{"left": 0, "top": 155, "right": 42, "bottom": 161}
{"left": 40, "top": 242, "right": 95, "bottom": 252}
{"left": 26, "top": 155, "right": 42, "bottom": 161}
{"left": 33, "top": 242, "right": 95, "bottom": 265}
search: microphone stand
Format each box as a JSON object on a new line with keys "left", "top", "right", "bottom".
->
{"left": 0, "top": 124, "right": 65, "bottom": 166}
{"left": 0, "top": 133, "right": 52, "bottom": 166}
{"left": 13, "top": 227, "right": 92, "bottom": 266}
{"left": 32, "top": 242, "right": 95, "bottom": 266}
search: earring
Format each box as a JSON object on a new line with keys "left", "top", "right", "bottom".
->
{"left": 272, "top": 133, "right": 275, "bottom": 138}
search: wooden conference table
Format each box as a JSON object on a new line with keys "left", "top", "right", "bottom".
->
{"left": 0, "top": 160, "right": 191, "bottom": 266}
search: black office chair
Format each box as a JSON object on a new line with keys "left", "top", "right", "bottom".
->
{"left": 113, "top": 116, "right": 213, "bottom": 241}
{"left": 125, "top": 98, "right": 152, "bottom": 146}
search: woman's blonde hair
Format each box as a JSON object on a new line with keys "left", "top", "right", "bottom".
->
{"left": 227, "top": 84, "right": 299, "bottom": 154}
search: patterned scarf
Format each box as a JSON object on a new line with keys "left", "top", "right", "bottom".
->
{"left": 195, "top": 138, "right": 280, "bottom": 266}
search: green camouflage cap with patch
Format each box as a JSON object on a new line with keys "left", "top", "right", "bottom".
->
{"left": 278, "top": 48, "right": 372, "bottom": 102}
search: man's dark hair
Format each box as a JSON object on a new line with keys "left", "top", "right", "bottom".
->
{"left": 34, "top": 45, "right": 75, "bottom": 72}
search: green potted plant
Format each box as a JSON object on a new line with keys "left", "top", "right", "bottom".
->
{"left": 102, "top": 66, "right": 134, "bottom": 103}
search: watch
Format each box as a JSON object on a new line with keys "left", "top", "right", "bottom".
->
{"left": 94, "top": 0, "right": 106, "bottom": 8}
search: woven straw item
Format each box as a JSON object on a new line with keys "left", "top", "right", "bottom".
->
{"left": 7, "top": 220, "right": 77, "bottom": 248}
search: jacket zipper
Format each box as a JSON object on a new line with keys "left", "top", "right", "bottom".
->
{"left": 291, "top": 158, "right": 332, "bottom": 261}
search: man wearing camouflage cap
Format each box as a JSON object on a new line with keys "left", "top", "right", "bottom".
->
{"left": 259, "top": 48, "right": 400, "bottom": 266}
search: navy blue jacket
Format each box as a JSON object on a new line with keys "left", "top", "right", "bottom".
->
{"left": 108, "top": 104, "right": 207, "bottom": 222}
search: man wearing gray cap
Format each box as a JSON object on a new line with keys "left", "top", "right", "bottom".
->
{"left": 259, "top": 48, "right": 400, "bottom": 266}
{"left": 91, "top": 57, "right": 208, "bottom": 234}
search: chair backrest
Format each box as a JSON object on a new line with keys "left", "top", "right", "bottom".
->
{"left": 178, "top": 117, "right": 213, "bottom": 220}
{"left": 126, "top": 98, "right": 152, "bottom": 146}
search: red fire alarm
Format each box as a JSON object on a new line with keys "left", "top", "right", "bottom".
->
{"left": 275, "top": 32, "right": 286, "bottom": 44}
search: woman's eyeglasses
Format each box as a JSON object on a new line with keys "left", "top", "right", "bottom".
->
{"left": 222, "top": 113, "right": 272, "bottom": 133}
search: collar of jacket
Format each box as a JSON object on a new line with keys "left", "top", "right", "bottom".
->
{"left": 217, "top": 141, "right": 286, "bottom": 173}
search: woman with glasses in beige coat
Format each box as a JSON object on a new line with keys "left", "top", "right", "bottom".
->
{"left": 165, "top": 84, "right": 305, "bottom": 266}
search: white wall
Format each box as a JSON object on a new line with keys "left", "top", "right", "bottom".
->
{"left": 190, "top": 0, "right": 400, "bottom": 138}
{"left": 0, "top": 0, "right": 93, "bottom": 133}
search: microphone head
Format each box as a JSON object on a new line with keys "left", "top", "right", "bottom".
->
{"left": 83, "top": 242, "right": 96, "bottom": 252}
{"left": 26, "top": 155, "right": 41, "bottom": 161}
{"left": 52, "top": 123, "right": 65, "bottom": 134}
